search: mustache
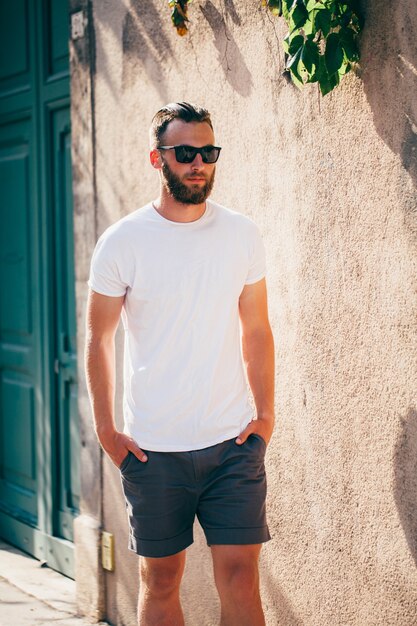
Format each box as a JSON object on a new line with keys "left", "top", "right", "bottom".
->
{"left": 185, "top": 173, "right": 209, "bottom": 181}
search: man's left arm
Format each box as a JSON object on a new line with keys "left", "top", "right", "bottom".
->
{"left": 236, "top": 278, "right": 275, "bottom": 446}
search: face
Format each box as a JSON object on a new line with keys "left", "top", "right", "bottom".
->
{"left": 152, "top": 120, "right": 217, "bottom": 205}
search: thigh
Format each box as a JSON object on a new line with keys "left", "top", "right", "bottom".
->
{"left": 196, "top": 435, "right": 271, "bottom": 546}
{"left": 120, "top": 450, "right": 198, "bottom": 558}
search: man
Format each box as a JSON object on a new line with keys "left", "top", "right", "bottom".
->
{"left": 85, "top": 102, "right": 275, "bottom": 626}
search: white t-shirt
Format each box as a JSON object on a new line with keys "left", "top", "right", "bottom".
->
{"left": 88, "top": 199, "right": 266, "bottom": 451}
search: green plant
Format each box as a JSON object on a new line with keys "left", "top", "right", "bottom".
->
{"left": 168, "top": 0, "right": 363, "bottom": 96}
{"left": 269, "top": 0, "right": 363, "bottom": 95}
{"left": 169, "top": 0, "right": 191, "bottom": 36}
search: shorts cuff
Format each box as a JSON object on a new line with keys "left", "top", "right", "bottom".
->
{"left": 128, "top": 527, "right": 193, "bottom": 558}
{"left": 205, "top": 526, "right": 271, "bottom": 546}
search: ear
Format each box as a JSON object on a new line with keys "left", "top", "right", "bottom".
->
{"left": 150, "top": 148, "right": 162, "bottom": 170}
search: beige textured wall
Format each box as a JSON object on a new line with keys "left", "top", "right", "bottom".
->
{"left": 73, "top": 0, "right": 417, "bottom": 624}
{"left": 70, "top": 0, "right": 106, "bottom": 619}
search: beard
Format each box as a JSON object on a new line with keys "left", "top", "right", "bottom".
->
{"left": 161, "top": 162, "right": 215, "bottom": 205}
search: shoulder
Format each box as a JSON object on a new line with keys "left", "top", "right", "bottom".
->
{"left": 209, "top": 200, "right": 262, "bottom": 235}
{"left": 96, "top": 203, "right": 153, "bottom": 248}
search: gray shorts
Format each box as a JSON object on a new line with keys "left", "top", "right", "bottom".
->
{"left": 119, "top": 434, "right": 271, "bottom": 558}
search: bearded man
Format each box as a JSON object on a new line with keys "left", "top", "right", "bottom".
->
{"left": 85, "top": 102, "right": 275, "bottom": 626}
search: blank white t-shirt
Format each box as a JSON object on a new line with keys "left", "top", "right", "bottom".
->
{"left": 88, "top": 199, "right": 266, "bottom": 451}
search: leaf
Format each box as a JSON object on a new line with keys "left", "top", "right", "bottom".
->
{"left": 338, "top": 61, "right": 350, "bottom": 76}
{"left": 283, "top": 32, "right": 291, "bottom": 53}
{"left": 325, "top": 32, "right": 344, "bottom": 75}
{"left": 282, "top": 0, "right": 293, "bottom": 19}
{"left": 287, "top": 34, "right": 305, "bottom": 55}
{"left": 305, "top": 0, "right": 321, "bottom": 10}
{"left": 300, "top": 48, "right": 314, "bottom": 74}
{"left": 168, "top": 0, "right": 190, "bottom": 34}
{"left": 319, "top": 71, "right": 339, "bottom": 95}
{"left": 289, "top": 65, "right": 305, "bottom": 90}
{"left": 337, "top": 2, "right": 350, "bottom": 12}
{"left": 339, "top": 26, "right": 359, "bottom": 62}
{"left": 308, "top": 54, "right": 338, "bottom": 95}
{"left": 175, "top": 4, "right": 188, "bottom": 20}
{"left": 314, "top": 8, "right": 332, "bottom": 36}
{"left": 302, "top": 8, "right": 318, "bottom": 36}
{"left": 286, "top": 45, "right": 303, "bottom": 71}
{"left": 286, "top": 32, "right": 323, "bottom": 84}
{"left": 286, "top": 42, "right": 304, "bottom": 83}
{"left": 302, "top": 39, "right": 320, "bottom": 72}
{"left": 267, "top": 0, "right": 283, "bottom": 16}
{"left": 291, "top": 0, "right": 309, "bottom": 30}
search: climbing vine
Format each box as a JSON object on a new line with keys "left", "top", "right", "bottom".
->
{"left": 167, "top": 0, "right": 363, "bottom": 96}
{"left": 168, "top": 0, "right": 191, "bottom": 36}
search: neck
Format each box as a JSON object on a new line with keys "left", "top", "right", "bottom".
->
{"left": 153, "top": 191, "right": 207, "bottom": 223}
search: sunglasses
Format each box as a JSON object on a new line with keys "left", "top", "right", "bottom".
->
{"left": 158, "top": 144, "right": 222, "bottom": 164}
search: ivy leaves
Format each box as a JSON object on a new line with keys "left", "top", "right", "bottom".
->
{"left": 167, "top": 0, "right": 363, "bottom": 96}
{"left": 169, "top": 0, "right": 191, "bottom": 36}
{"left": 279, "top": 0, "right": 363, "bottom": 95}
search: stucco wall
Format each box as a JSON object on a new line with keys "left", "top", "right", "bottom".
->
{"left": 72, "top": 0, "right": 417, "bottom": 624}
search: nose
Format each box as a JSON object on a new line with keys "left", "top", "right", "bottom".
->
{"left": 191, "top": 152, "right": 204, "bottom": 167}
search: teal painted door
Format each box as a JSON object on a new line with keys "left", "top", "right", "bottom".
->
{"left": 0, "top": 0, "right": 79, "bottom": 577}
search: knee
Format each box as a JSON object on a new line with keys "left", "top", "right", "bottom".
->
{"left": 140, "top": 558, "right": 184, "bottom": 598}
{"left": 215, "top": 557, "right": 259, "bottom": 598}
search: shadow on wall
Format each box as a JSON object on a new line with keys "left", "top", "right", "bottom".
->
{"left": 74, "top": 0, "right": 255, "bottom": 103}
{"left": 393, "top": 406, "right": 417, "bottom": 567}
{"left": 361, "top": 0, "right": 417, "bottom": 189}
{"left": 121, "top": 1, "right": 175, "bottom": 100}
{"left": 262, "top": 566, "right": 304, "bottom": 626}
{"left": 199, "top": 0, "right": 253, "bottom": 97}
{"left": 123, "top": 0, "right": 253, "bottom": 99}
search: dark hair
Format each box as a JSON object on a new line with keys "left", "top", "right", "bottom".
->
{"left": 150, "top": 102, "right": 213, "bottom": 147}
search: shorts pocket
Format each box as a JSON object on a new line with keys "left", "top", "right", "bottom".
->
{"left": 250, "top": 433, "right": 267, "bottom": 451}
{"left": 119, "top": 451, "right": 133, "bottom": 472}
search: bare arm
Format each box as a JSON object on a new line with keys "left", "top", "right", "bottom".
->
{"left": 85, "top": 289, "right": 147, "bottom": 466}
{"left": 236, "top": 278, "right": 275, "bottom": 446}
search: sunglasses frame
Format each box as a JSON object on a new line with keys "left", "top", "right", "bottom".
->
{"left": 158, "top": 144, "right": 222, "bottom": 164}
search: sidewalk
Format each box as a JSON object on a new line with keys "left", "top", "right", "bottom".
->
{"left": 0, "top": 540, "right": 108, "bottom": 625}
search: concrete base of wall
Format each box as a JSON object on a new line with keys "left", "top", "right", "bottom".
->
{"left": 74, "top": 514, "right": 104, "bottom": 622}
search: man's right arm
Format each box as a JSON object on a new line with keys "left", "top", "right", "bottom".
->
{"left": 85, "top": 289, "right": 148, "bottom": 466}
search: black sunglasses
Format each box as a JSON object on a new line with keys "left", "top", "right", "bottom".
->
{"left": 158, "top": 144, "right": 222, "bottom": 164}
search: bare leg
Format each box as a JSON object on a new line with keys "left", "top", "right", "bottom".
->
{"left": 138, "top": 550, "right": 186, "bottom": 626}
{"left": 211, "top": 544, "right": 265, "bottom": 626}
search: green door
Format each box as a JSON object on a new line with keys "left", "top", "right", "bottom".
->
{"left": 0, "top": 0, "right": 79, "bottom": 578}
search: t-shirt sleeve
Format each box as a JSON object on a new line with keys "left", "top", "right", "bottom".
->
{"left": 88, "top": 229, "right": 132, "bottom": 297}
{"left": 245, "top": 221, "right": 266, "bottom": 285}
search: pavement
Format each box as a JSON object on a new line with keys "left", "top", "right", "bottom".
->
{"left": 0, "top": 540, "right": 108, "bottom": 625}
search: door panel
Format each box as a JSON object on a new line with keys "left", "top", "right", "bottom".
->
{"left": 0, "top": 1, "right": 31, "bottom": 95}
{"left": 0, "top": 115, "right": 39, "bottom": 525}
{"left": 0, "top": 375, "right": 36, "bottom": 518}
{"left": 0, "top": 120, "right": 32, "bottom": 335}
{"left": 44, "top": 0, "right": 70, "bottom": 79}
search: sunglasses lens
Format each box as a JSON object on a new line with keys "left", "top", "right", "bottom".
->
{"left": 175, "top": 146, "right": 197, "bottom": 163}
{"left": 201, "top": 147, "right": 220, "bottom": 163}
